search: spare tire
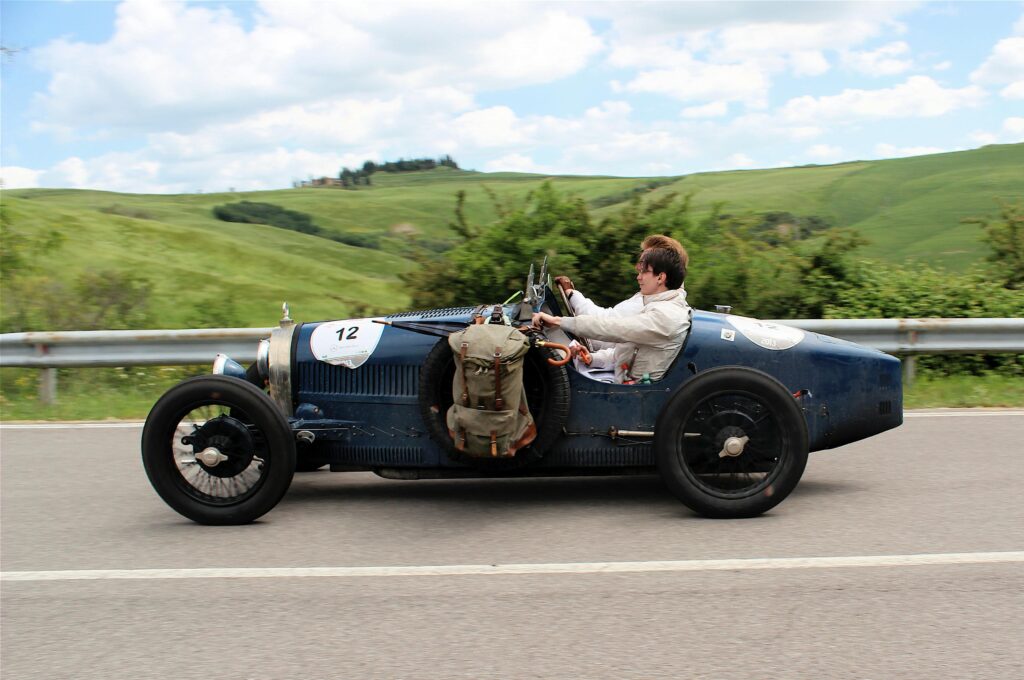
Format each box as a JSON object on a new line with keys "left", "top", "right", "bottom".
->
{"left": 418, "top": 336, "right": 570, "bottom": 469}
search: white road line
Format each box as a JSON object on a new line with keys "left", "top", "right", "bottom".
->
{"left": 0, "top": 422, "right": 146, "bottom": 430}
{"left": 904, "top": 411, "right": 1024, "bottom": 418}
{"left": 3, "top": 412, "right": 1021, "bottom": 430}
{"left": 3, "top": 551, "right": 1022, "bottom": 582}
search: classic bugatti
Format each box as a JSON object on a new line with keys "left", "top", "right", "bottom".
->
{"left": 142, "top": 263, "right": 903, "bottom": 524}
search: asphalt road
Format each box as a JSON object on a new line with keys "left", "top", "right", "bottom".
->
{"left": 2, "top": 411, "right": 1023, "bottom": 679}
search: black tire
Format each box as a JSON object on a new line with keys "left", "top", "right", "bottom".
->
{"left": 142, "top": 375, "right": 296, "bottom": 525}
{"left": 655, "top": 366, "right": 808, "bottom": 518}
{"left": 418, "top": 336, "right": 571, "bottom": 469}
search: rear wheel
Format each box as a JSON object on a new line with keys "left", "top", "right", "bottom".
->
{"left": 142, "top": 376, "right": 296, "bottom": 524}
{"left": 655, "top": 367, "right": 808, "bottom": 518}
{"left": 418, "top": 336, "right": 570, "bottom": 469}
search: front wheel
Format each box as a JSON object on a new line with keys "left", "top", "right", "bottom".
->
{"left": 142, "top": 375, "right": 296, "bottom": 525}
{"left": 655, "top": 367, "right": 808, "bottom": 518}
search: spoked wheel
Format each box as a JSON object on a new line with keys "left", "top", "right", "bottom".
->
{"left": 142, "top": 376, "right": 295, "bottom": 525}
{"left": 655, "top": 367, "right": 808, "bottom": 518}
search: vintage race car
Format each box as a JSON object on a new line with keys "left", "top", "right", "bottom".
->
{"left": 142, "top": 263, "right": 903, "bottom": 524}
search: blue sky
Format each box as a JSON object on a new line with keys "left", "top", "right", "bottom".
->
{"left": 2, "top": 0, "right": 1022, "bottom": 193}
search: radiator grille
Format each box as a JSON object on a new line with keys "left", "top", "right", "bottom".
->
{"left": 387, "top": 306, "right": 476, "bottom": 320}
{"left": 301, "top": 362, "right": 419, "bottom": 396}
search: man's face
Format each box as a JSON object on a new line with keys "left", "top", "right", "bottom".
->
{"left": 636, "top": 262, "right": 666, "bottom": 295}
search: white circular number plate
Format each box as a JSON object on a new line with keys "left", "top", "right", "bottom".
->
{"left": 310, "top": 318, "right": 385, "bottom": 368}
{"left": 725, "top": 315, "right": 805, "bottom": 351}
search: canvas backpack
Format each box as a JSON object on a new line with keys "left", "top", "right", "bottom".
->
{"left": 445, "top": 320, "right": 537, "bottom": 457}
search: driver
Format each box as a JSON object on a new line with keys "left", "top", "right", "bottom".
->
{"left": 555, "top": 234, "right": 689, "bottom": 320}
{"left": 532, "top": 246, "right": 690, "bottom": 383}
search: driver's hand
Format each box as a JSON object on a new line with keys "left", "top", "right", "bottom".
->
{"left": 531, "top": 312, "right": 561, "bottom": 329}
{"left": 554, "top": 276, "right": 574, "bottom": 293}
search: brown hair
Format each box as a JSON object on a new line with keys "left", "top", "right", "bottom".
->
{"left": 638, "top": 247, "right": 685, "bottom": 290}
{"left": 641, "top": 234, "right": 688, "bottom": 269}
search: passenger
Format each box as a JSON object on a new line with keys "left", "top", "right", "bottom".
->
{"left": 533, "top": 246, "right": 690, "bottom": 383}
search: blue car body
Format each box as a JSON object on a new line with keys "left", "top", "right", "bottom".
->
{"left": 284, "top": 299, "right": 902, "bottom": 474}
{"left": 146, "top": 277, "right": 904, "bottom": 524}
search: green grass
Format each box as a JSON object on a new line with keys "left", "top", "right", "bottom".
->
{"left": 903, "top": 374, "right": 1024, "bottom": 409}
{"left": 0, "top": 366, "right": 208, "bottom": 421}
{"left": 2, "top": 368, "right": 1020, "bottom": 422}
{"left": 3, "top": 144, "right": 1022, "bottom": 331}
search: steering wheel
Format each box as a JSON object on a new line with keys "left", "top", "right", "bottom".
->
{"left": 555, "top": 279, "right": 594, "bottom": 353}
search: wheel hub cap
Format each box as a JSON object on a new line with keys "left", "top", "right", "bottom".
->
{"left": 196, "top": 446, "right": 228, "bottom": 466}
{"left": 718, "top": 435, "right": 749, "bottom": 458}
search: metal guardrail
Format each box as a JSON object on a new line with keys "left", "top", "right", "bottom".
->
{"left": 1, "top": 319, "right": 1022, "bottom": 401}
{"left": 766, "top": 318, "right": 1024, "bottom": 354}
{"left": 2, "top": 319, "right": 1022, "bottom": 369}
{"left": 0, "top": 328, "right": 274, "bottom": 368}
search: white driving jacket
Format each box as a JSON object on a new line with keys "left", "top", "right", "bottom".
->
{"left": 559, "top": 288, "right": 691, "bottom": 382}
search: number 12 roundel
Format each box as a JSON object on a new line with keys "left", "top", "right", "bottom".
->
{"left": 309, "top": 318, "right": 386, "bottom": 369}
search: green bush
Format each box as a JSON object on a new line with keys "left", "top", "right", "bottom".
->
{"left": 213, "top": 201, "right": 319, "bottom": 234}
{"left": 212, "top": 201, "right": 380, "bottom": 248}
{"left": 406, "top": 183, "right": 1024, "bottom": 378}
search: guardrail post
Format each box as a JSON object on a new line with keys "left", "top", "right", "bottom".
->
{"left": 902, "top": 355, "right": 916, "bottom": 387}
{"left": 39, "top": 368, "right": 58, "bottom": 404}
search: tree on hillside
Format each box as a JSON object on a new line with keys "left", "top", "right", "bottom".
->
{"left": 403, "top": 183, "right": 866, "bottom": 316}
{"left": 402, "top": 182, "right": 591, "bottom": 308}
{"left": 964, "top": 201, "right": 1024, "bottom": 290}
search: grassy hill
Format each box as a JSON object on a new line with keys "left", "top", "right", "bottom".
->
{"left": 3, "top": 143, "right": 1021, "bottom": 328}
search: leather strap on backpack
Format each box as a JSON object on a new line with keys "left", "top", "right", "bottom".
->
{"left": 493, "top": 346, "right": 504, "bottom": 410}
{"left": 459, "top": 341, "right": 470, "bottom": 406}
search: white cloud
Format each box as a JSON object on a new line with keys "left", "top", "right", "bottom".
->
{"left": 453, "top": 107, "right": 531, "bottom": 148}
{"left": 789, "top": 50, "right": 831, "bottom": 77}
{"left": 969, "top": 131, "right": 998, "bottom": 145}
{"left": 681, "top": 101, "right": 728, "bottom": 119}
{"left": 593, "top": 2, "right": 916, "bottom": 42}
{"left": 971, "top": 36, "right": 1024, "bottom": 99}
{"left": 712, "top": 19, "right": 887, "bottom": 63}
{"left": 48, "top": 157, "right": 91, "bottom": 188}
{"left": 38, "top": 146, "right": 361, "bottom": 194}
{"left": 843, "top": 42, "right": 913, "bottom": 76}
{"left": 31, "top": 0, "right": 601, "bottom": 135}
{"left": 722, "top": 153, "right": 755, "bottom": 169}
{"left": 472, "top": 11, "right": 603, "bottom": 85}
{"left": 26, "top": 97, "right": 700, "bottom": 190}
{"left": 603, "top": 7, "right": 917, "bottom": 113}
{"left": 482, "top": 153, "right": 553, "bottom": 174}
{"left": 623, "top": 58, "right": 771, "bottom": 107}
{"left": 807, "top": 144, "right": 843, "bottom": 161}
{"left": 0, "top": 166, "right": 42, "bottom": 189}
{"left": 968, "top": 116, "right": 1024, "bottom": 147}
{"left": 728, "top": 113, "right": 822, "bottom": 142}
{"left": 933, "top": 60, "right": 952, "bottom": 71}
{"left": 1003, "top": 117, "right": 1024, "bottom": 140}
{"left": 1000, "top": 81, "right": 1024, "bottom": 99}
{"left": 874, "top": 143, "right": 947, "bottom": 158}
{"left": 15, "top": 1, "right": 1011, "bottom": 193}
{"left": 781, "top": 76, "right": 985, "bottom": 123}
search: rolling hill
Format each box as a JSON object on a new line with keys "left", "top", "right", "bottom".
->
{"left": 3, "top": 143, "right": 1021, "bottom": 328}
